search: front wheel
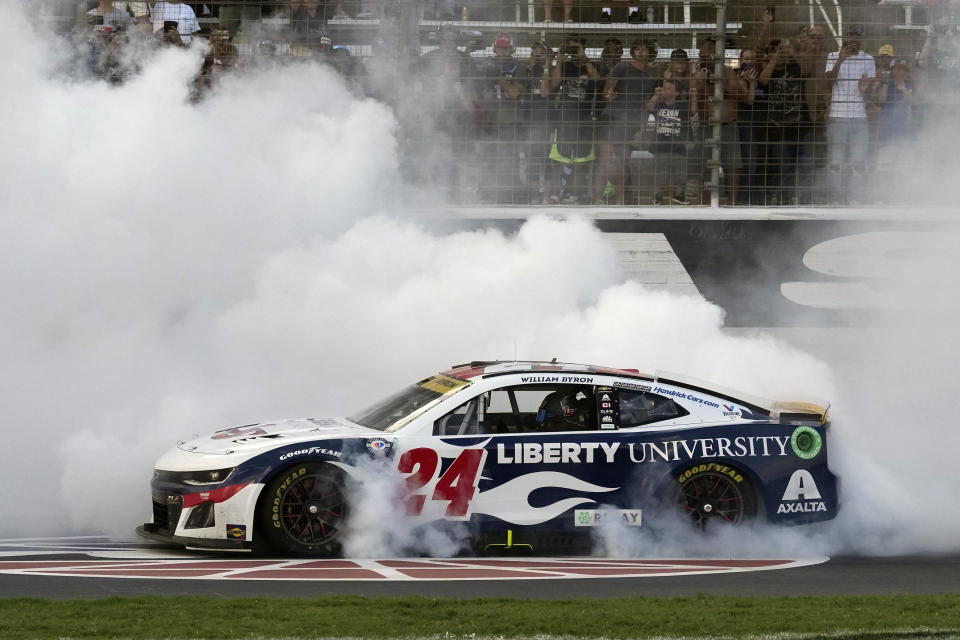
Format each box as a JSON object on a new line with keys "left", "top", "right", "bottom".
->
{"left": 674, "top": 464, "right": 755, "bottom": 529}
{"left": 257, "top": 463, "right": 348, "bottom": 557}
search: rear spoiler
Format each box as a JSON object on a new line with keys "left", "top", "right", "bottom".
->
{"left": 771, "top": 400, "right": 831, "bottom": 425}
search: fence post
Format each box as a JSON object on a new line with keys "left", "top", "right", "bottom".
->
{"left": 709, "top": 0, "right": 727, "bottom": 207}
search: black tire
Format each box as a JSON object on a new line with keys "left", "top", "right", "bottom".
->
{"left": 257, "top": 463, "right": 348, "bottom": 557}
{"left": 674, "top": 463, "right": 756, "bottom": 529}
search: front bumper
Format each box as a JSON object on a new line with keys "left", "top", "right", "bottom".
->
{"left": 145, "top": 482, "right": 264, "bottom": 545}
{"left": 136, "top": 523, "right": 252, "bottom": 551}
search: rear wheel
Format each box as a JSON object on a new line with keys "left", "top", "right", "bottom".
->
{"left": 257, "top": 463, "right": 348, "bottom": 557}
{"left": 674, "top": 464, "right": 755, "bottom": 529}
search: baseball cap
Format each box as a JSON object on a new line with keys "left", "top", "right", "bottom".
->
{"left": 670, "top": 48, "right": 689, "bottom": 60}
{"left": 845, "top": 25, "right": 864, "bottom": 37}
{"left": 494, "top": 33, "right": 514, "bottom": 47}
{"left": 878, "top": 44, "right": 894, "bottom": 56}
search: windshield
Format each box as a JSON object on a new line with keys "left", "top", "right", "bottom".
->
{"left": 348, "top": 374, "right": 472, "bottom": 432}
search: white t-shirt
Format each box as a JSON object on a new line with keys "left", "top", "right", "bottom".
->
{"left": 88, "top": 2, "right": 149, "bottom": 19}
{"left": 825, "top": 51, "right": 876, "bottom": 119}
{"left": 151, "top": 2, "right": 201, "bottom": 45}
{"left": 87, "top": 6, "right": 134, "bottom": 28}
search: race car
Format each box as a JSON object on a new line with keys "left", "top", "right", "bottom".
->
{"left": 138, "top": 361, "right": 838, "bottom": 556}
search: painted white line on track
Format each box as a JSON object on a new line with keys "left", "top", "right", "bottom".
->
{"left": 0, "top": 557, "right": 830, "bottom": 582}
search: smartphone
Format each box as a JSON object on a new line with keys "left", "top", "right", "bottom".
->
{"left": 565, "top": 45, "right": 580, "bottom": 55}
{"left": 163, "top": 20, "right": 179, "bottom": 32}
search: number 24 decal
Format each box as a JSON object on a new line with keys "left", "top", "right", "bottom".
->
{"left": 397, "top": 448, "right": 486, "bottom": 517}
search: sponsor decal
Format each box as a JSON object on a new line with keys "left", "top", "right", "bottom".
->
{"left": 212, "top": 425, "right": 267, "bottom": 440}
{"left": 419, "top": 375, "right": 471, "bottom": 394}
{"left": 225, "top": 524, "right": 247, "bottom": 539}
{"left": 497, "top": 436, "right": 793, "bottom": 466}
{"left": 628, "top": 435, "right": 790, "bottom": 463}
{"left": 677, "top": 462, "right": 744, "bottom": 484}
{"left": 308, "top": 418, "right": 339, "bottom": 427}
{"left": 519, "top": 375, "right": 595, "bottom": 384}
{"left": 497, "top": 442, "right": 619, "bottom": 464}
{"left": 272, "top": 467, "right": 307, "bottom": 528}
{"left": 777, "top": 501, "right": 826, "bottom": 513}
{"left": 790, "top": 426, "right": 822, "bottom": 459}
{"left": 722, "top": 404, "right": 741, "bottom": 416}
{"left": 165, "top": 494, "right": 182, "bottom": 504}
{"left": 653, "top": 386, "right": 722, "bottom": 409}
{"left": 366, "top": 438, "right": 391, "bottom": 454}
{"left": 613, "top": 381, "right": 652, "bottom": 392}
{"left": 601, "top": 415, "right": 613, "bottom": 423}
{"left": 279, "top": 446, "right": 342, "bottom": 461}
{"left": 574, "top": 509, "right": 642, "bottom": 527}
{"left": 778, "top": 469, "right": 826, "bottom": 514}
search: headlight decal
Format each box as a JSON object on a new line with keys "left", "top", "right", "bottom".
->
{"left": 182, "top": 483, "right": 250, "bottom": 508}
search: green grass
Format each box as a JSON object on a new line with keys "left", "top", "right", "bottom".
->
{"left": 0, "top": 595, "right": 958, "bottom": 639}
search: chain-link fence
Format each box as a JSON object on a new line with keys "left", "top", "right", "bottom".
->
{"left": 52, "top": 0, "right": 960, "bottom": 205}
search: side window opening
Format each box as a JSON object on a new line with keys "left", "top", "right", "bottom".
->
{"left": 434, "top": 384, "right": 599, "bottom": 435}
{"left": 618, "top": 390, "right": 688, "bottom": 428}
{"left": 434, "top": 396, "right": 483, "bottom": 436}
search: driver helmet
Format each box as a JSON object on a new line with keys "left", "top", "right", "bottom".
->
{"left": 536, "top": 388, "right": 593, "bottom": 429}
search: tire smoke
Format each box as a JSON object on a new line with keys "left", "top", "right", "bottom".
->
{"left": 3, "top": 3, "right": 955, "bottom": 560}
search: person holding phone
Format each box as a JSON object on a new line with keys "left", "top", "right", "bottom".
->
{"left": 151, "top": 1, "right": 200, "bottom": 45}
{"left": 543, "top": 36, "right": 602, "bottom": 203}
{"left": 824, "top": 25, "right": 875, "bottom": 204}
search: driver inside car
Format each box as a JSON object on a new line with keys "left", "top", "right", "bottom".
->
{"left": 535, "top": 387, "right": 596, "bottom": 431}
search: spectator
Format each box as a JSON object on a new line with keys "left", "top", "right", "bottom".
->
{"left": 151, "top": 1, "right": 200, "bottom": 45}
{"left": 598, "top": 40, "right": 658, "bottom": 204}
{"left": 543, "top": 36, "right": 602, "bottom": 203}
{"left": 760, "top": 38, "right": 814, "bottom": 205}
{"left": 793, "top": 25, "right": 830, "bottom": 201}
{"left": 877, "top": 44, "right": 895, "bottom": 75}
{"left": 524, "top": 41, "right": 556, "bottom": 202}
{"left": 663, "top": 47, "right": 692, "bottom": 92}
{"left": 478, "top": 33, "right": 528, "bottom": 203}
{"left": 87, "top": 21, "right": 134, "bottom": 83}
{"left": 646, "top": 79, "right": 692, "bottom": 205}
{"left": 192, "top": 27, "right": 238, "bottom": 101}
{"left": 157, "top": 20, "right": 187, "bottom": 48}
{"left": 88, "top": 2, "right": 150, "bottom": 32}
{"left": 597, "top": 38, "right": 624, "bottom": 76}
{"left": 87, "top": 1, "right": 134, "bottom": 29}
{"left": 330, "top": 46, "right": 355, "bottom": 77}
{"left": 736, "top": 46, "right": 765, "bottom": 204}
{"left": 693, "top": 37, "right": 744, "bottom": 204}
{"left": 824, "top": 25, "right": 875, "bottom": 204}
{"left": 874, "top": 60, "right": 916, "bottom": 200}
{"left": 918, "top": 18, "right": 960, "bottom": 119}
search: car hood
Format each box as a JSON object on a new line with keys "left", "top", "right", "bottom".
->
{"left": 155, "top": 418, "right": 381, "bottom": 470}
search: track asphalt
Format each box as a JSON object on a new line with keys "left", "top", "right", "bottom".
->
{"left": 0, "top": 539, "right": 956, "bottom": 598}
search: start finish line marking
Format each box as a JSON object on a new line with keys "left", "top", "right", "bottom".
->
{"left": 0, "top": 557, "right": 828, "bottom": 581}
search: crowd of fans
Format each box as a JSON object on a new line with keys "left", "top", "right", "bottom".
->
{"left": 76, "top": 1, "right": 960, "bottom": 205}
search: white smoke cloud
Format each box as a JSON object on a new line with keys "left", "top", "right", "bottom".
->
{"left": 2, "top": 2, "right": 957, "bottom": 560}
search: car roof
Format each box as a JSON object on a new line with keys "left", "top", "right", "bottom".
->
{"left": 441, "top": 360, "right": 655, "bottom": 382}
{"left": 438, "top": 361, "right": 791, "bottom": 419}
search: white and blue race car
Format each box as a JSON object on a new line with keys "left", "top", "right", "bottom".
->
{"left": 138, "top": 361, "right": 838, "bottom": 556}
